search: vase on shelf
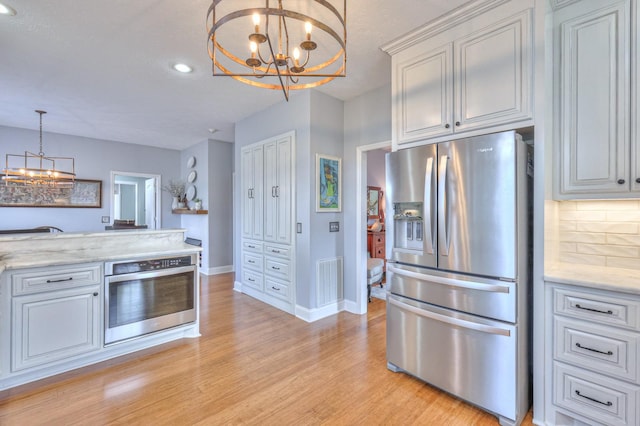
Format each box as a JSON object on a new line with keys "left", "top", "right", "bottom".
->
{"left": 195, "top": 201, "right": 202, "bottom": 210}
{"left": 172, "top": 196, "right": 179, "bottom": 210}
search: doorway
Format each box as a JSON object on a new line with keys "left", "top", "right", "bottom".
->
{"left": 355, "top": 141, "right": 391, "bottom": 314}
{"left": 110, "top": 171, "right": 161, "bottom": 229}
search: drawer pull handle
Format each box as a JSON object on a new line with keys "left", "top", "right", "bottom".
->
{"left": 272, "top": 249, "right": 280, "bottom": 253}
{"left": 248, "top": 278, "right": 255, "bottom": 282}
{"left": 46, "top": 277, "right": 73, "bottom": 283}
{"left": 248, "top": 260, "right": 255, "bottom": 264}
{"left": 575, "top": 390, "right": 613, "bottom": 407}
{"left": 575, "top": 343, "right": 613, "bottom": 356}
{"left": 575, "top": 304, "right": 613, "bottom": 315}
{"left": 272, "top": 286, "right": 280, "bottom": 291}
{"left": 272, "top": 266, "right": 280, "bottom": 270}
{"left": 247, "top": 245, "right": 255, "bottom": 248}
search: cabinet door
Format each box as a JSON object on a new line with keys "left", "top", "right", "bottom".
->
{"left": 555, "top": 0, "right": 630, "bottom": 196}
{"left": 241, "top": 145, "right": 264, "bottom": 239}
{"left": 394, "top": 43, "right": 453, "bottom": 144}
{"left": 12, "top": 286, "right": 101, "bottom": 371}
{"left": 633, "top": 0, "right": 640, "bottom": 193}
{"left": 454, "top": 9, "right": 532, "bottom": 133}
{"left": 264, "top": 136, "right": 292, "bottom": 244}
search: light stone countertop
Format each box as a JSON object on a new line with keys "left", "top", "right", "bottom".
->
{"left": 0, "top": 229, "right": 201, "bottom": 274}
{"left": 545, "top": 262, "right": 640, "bottom": 295}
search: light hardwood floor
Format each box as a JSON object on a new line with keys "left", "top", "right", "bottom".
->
{"left": 0, "top": 273, "right": 534, "bottom": 425}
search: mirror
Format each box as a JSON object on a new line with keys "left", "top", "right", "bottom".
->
{"left": 110, "top": 171, "right": 161, "bottom": 229}
{"left": 367, "top": 186, "right": 381, "bottom": 219}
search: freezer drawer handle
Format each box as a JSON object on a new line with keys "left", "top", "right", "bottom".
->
{"left": 388, "top": 265, "right": 510, "bottom": 293}
{"left": 389, "top": 297, "right": 511, "bottom": 336}
{"left": 575, "top": 342, "right": 613, "bottom": 356}
{"left": 575, "top": 304, "right": 613, "bottom": 315}
{"left": 574, "top": 390, "right": 613, "bottom": 407}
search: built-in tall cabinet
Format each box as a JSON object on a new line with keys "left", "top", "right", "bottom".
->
{"left": 240, "top": 132, "right": 295, "bottom": 314}
{"left": 382, "top": 0, "right": 535, "bottom": 149}
{"left": 553, "top": 0, "right": 640, "bottom": 198}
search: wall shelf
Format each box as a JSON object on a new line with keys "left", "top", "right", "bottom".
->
{"left": 172, "top": 209, "right": 208, "bottom": 215}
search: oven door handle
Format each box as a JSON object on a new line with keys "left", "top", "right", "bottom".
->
{"left": 388, "top": 265, "right": 510, "bottom": 293}
{"left": 106, "top": 265, "right": 196, "bottom": 282}
{"left": 388, "top": 296, "right": 511, "bottom": 337}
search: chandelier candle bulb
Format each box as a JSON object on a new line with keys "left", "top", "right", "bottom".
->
{"left": 253, "top": 13, "right": 260, "bottom": 33}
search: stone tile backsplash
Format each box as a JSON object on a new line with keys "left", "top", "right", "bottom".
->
{"left": 558, "top": 200, "right": 640, "bottom": 270}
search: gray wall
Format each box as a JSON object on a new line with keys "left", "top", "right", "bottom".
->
{"left": 177, "top": 139, "right": 234, "bottom": 272}
{"left": 367, "top": 149, "right": 386, "bottom": 190}
{"left": 343, "top": 84, "right": 392, "bottom": 302}
{"left": 0, "top": 125, "right": 181, "bottom": 232}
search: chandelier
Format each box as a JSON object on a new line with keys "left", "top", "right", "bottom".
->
{"left": 2, "top": 110, "right": 76, "bottom": 187}
{"left": 207, "top": 0, "right": 347, "bottom": 101}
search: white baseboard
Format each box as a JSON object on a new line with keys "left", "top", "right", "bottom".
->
{"left": 295, "top": 300, "right": 347, "bottom": 323}
{"left": 343, "top": 299, "right": 365, "bottom": 315}
{"left": 201, "top": 265, "right": 234, "bottom": 275}
{"left": 233, "top": 280, "right": 243, "bottom": 292}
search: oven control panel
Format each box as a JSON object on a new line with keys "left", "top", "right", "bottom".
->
{"left": 108, "top": 255, "right": 194, "bottom": 275}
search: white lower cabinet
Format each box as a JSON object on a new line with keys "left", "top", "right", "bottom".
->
{"left": 8, "top": 263, "right": 103, "bottom": 372}
{"left": 547, "top": 282, "right": 640, "bottom": 425}
{"left": 12, "top": 285, "right": 101, "bottom": 371}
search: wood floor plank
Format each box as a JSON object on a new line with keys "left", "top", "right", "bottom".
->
{"left": 0, "top": 273, "right": 534, "bottom": 425}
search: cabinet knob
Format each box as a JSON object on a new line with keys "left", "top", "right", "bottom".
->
{"left": 445, "top": 124, "right": 450, "bottom": 129}
{"left": 636, "top": 178, "right": 640, "bottom": 184}
{"left": 455, "top": 121, "right": 461, "bottom": 126}
{"left": 617, "top": 179, "right": 625, "bottom": 185}
{"left": 93, "top": 292, "right": 99, "bottom": 297}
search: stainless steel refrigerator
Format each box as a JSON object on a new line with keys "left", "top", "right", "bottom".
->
{"left": 385, "top": 130, "right": 532, "bottom": 426}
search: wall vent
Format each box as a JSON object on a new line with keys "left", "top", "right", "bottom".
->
{"left": 316, "top": 257, "right": 343, "bottom": 306}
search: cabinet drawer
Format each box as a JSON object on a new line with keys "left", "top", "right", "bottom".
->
{"left": 264, "top": 244, "right": 290, "bottom": 259}
{"left": 242, "top": 252, "right": 264, "bottom": 272}
{"left": 242, "top": 240, "right": 263, "bottom": 253}
{"left": 554, "top": 316, "right": 638, "bottom": 383}
{"left": 373, "top": 244, "right": 385, "bottom": 259}
{"left": 265, "top": 278, "right": 289, "bottom": 301}
{"left": 554, "top": 362, "right": 639, "bottom": 426}
{"left": 243, "top": 269, "right": 263, "bottom": 291}
{"left": 373, "top": 234, "right": 385, "bottom": 245}
{"left": 554, "top": 287, "right": 640, "bottom": 330}
{"left": 12, "top": 263, "right": 102, "bottom": 296}
{"left": 265, "top": 257, "right": 290, "bottom": 281}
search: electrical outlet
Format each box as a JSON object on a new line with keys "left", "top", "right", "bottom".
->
{"left": 329, "top": 221, "right": 339, "bottom": 232}
{"left": 101, "top": 216, "right": 110, "bottom": 223}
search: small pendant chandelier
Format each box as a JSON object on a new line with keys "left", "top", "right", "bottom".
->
{"left": 207, "top": 0, "right": 347, "bottom": 101}
{"left": 2, "top": 110, "right": 76, "bottom": 187}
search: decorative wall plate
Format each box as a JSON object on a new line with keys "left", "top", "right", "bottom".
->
{"left": 186, "top": 185, "right": 197, "bottom": 201}
{"left": 187, "top": 156, "right": 196, "bottom": 168}
{"left": 187, "top": 170, "right": 197, "bottom": 183}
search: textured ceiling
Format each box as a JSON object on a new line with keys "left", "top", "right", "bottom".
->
{"left": 0, "top": 1, "right": 469, "bottom": 150}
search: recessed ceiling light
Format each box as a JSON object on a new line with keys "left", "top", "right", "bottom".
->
{"left": 173, "top": 63, "right": 193, "bottom": 73}
{"left": 0, "top": 3, "right": 17, "bottom": 15}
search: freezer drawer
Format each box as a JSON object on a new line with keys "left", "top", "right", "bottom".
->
{"left": 386, "top": 294, "right": 520, "bottom": 423}
{"left": 388, "top": 263, "right": 516, "bottom": 323}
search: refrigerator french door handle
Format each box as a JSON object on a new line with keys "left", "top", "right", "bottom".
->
{"left": 424, "top": 157, "right": 434, "bottom": 253}
{"left": 388, "top": 265, "right": 511, "bottom": 293}
{"left": 438, "top": 155, "right": 450, "bottom": 256}
{"left": 388, "top": 296, "right": 511, "bottom": 337}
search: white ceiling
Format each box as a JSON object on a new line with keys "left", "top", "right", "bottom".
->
{"left": 0, "top": 1, "right": 469, "bottom": 150}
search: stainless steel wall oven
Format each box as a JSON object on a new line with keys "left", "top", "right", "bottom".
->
{"left": 104, "top": 254, "right": 197, "bottom": 345}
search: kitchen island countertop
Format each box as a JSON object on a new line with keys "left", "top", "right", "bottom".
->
{"left": 0, "top": 228, "right": 201, "bottom": 274}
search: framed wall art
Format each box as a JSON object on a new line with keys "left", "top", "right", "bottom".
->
{"left": 316, "top": 153, "right": 341, "bottom": 212}
{"left": 0, "top": 179, "right": 102, "bottom": 208}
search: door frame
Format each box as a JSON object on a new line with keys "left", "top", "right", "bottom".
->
{"left": 355, "top": 140, "right": 391, "bottom": 314}
{"left": 110, "top": 171, "right": 161, "bottom": 229}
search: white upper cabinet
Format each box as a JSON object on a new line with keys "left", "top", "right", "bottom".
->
{"left": 395, "top": 43, "right": 453, "bottom": 141}
{"left": 553, "top": 0, "right": 632, "bottom": 198}
{"left": 241, "top": 144, "right": 264, "bottom": 240}
{"left": 264, "top": 136, "right": 292, "bottom": 244}
{"left": 384, "top": 0, "right": 534, "bottom": 148}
